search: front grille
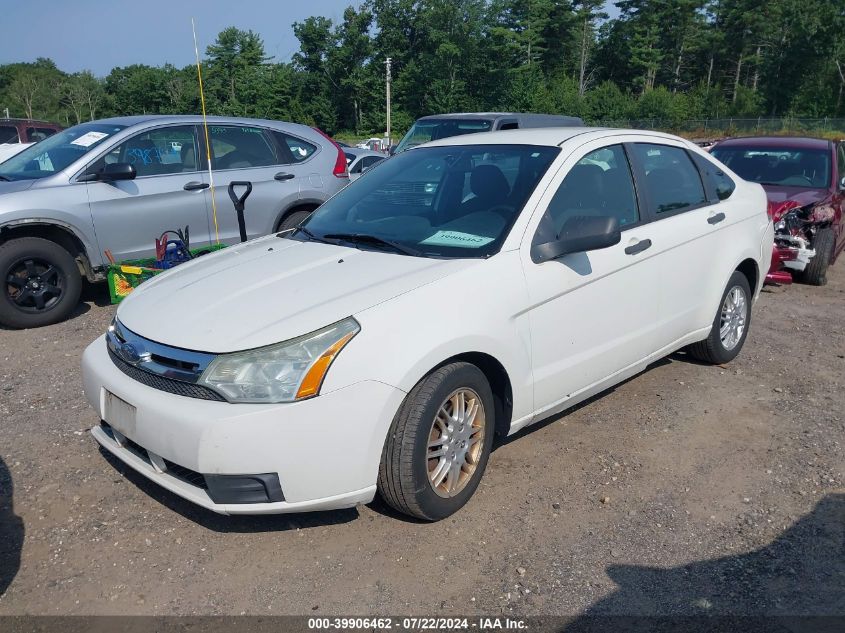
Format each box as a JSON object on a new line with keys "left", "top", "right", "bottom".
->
{"left": 108, "top": 347, "right": 226, "bottom": 402}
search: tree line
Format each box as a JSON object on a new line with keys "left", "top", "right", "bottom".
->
{"left": 2, "top": 0, "right": 844, "bottom": 137}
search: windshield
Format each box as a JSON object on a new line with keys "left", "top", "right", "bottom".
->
{"left": 711, "top": 146, "right": 831, "bottom": 189}
{"left": 394, "top": 119, "right": 494, "bottom": 153}
{"left": 0, "top": 122, "right": 126, "bottom": 181}
{"left": 293, "top": 144, "right": 559, "bottom": 259}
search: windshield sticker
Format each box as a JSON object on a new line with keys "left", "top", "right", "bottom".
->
{"left": 70, "top": 131, "right": 109, "bottom": 147}
{"left": 421, "top": 231, "right": 494, "bottom": 248}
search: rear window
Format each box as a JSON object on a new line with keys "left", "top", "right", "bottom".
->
{"left": 395, "top": 119, "right": 493, "bottom": 153}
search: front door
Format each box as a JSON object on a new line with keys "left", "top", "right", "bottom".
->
{"left": 85, "top": 124, "right": 211, "bottom": 262}
{"left": 521, "top": 140, "right": 660, "bottom": 419}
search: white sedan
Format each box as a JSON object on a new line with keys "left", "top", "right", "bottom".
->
{"left": 82, "top": 128, "right": 772, "bottom": 521}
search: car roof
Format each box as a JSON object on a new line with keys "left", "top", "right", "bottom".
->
{"left": 421, "top": 127, "right": 686, "bottom": 149}
{"left": 1, "top": 118, "right": 59, "bottom": 126}
{"left": 714, "top": 136, "right": 832, "bottom": 151}
{"left": 90, "top": 114, "right": 312, "bottom": 131}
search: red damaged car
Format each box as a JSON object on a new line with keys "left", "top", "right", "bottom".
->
{"left": 711, "top": 137, "right": 844, "bottom": 285}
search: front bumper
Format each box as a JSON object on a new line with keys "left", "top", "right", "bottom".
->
{"left": 765, "top": 236, "right": 815, "bottom": 285}
{"left": 82, "top": 336, "right": 406, "bottom": 515}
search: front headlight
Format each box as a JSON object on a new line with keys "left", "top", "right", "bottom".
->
{"left": 198, "top": 317, "right": 360, "bottom": 403}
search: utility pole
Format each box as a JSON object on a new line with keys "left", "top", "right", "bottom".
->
{"left": 384, "top": 57, "right": 392, "bottom": 149}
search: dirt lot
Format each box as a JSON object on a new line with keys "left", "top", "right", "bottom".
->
{"left": 0, "top": 267, "right": 842, "bottom": 618}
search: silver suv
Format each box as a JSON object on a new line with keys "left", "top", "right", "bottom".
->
{"left": 0, "top": 115, "right": 348, "bottom": 328}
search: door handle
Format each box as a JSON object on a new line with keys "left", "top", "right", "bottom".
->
{"left": 707, "top": 212, "right": 726, "bottom": 225}
{"left": 183, "top": 181, "right": 210, "bottom": 191}
{"left": 274, "top": 172, "right": 295, "bottom": 181}
{"left": 624, "top": 239, "right": 652, "bottom": 255}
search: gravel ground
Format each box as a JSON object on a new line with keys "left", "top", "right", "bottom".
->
{"left": 0, "top": 266, "right": 842, "bottom": 618}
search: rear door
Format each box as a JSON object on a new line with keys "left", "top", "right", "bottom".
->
{"left": 205, "top": 125, "right": 313, "bottom": 243}
{"left": 85, "top": 124, "right": 212, "bottom": 262}
{"left": 626, "top": 141, "right": 752, "bottom": 353}
{"left": 521, "top": 140, "right": 661, "bottom": 418}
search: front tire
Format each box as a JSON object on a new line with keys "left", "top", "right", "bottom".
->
{"left": 378, "top": 362, "right": 495, "bottom": 521}
{"left": 0, "top": 237, "right": 82, "bottom": 329}
{"left": 687, "top": 271, "right": 752, "bottom": 365}
{"left": 798, "top": 227, "right": 834, "bottom": 286}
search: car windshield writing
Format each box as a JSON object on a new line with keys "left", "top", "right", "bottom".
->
{"left": 0, "top": 123, "right": 126, "bottom": 181}
{"left": 295, "top": 144, "right": 559, "bottom": 258}
{"left": 712, "top": 147, "right": 831, "bottom": 189}
{"left": 395, "top": 119, "right": 493, "bottom": 153}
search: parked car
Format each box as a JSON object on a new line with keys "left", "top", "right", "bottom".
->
{"left": 82, "top": 127, "right": 771, "bottom": 521}
{"left": 0, "top": 118, "right": 63, "bottom": 164}
{"left": 392, "top": 112, "right": 585, "bottom": 154}
{"left": 344, "top": 148, "right": 387, "bottom": 181}
{"left": 711, "top": 136, "right": 844, "bottom": 285}
{"left": 355, "top": 137, "right": 390, "bottom": 153}
{"left": 0, "top": 115, "right": 348, "bottom": 328}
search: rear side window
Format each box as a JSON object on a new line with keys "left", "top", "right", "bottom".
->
{"left": 838, "top": 144, "right": 845, "bottom": 184}
{"left": 280, "top": 133, "right": 317, "bottom": 163}
{"left": 209, "top": 126, "right": 280, "bottom": 169}
{"left": 533, "top": 144, "right": 640, "bottom": 246}
{"left": 694, "top": 154, "right": 736, "bottom": 201}
{"left": 0, "top": 126, "right": 20, "bottom": 144}
{"left": 631, "top": 144, "right": 706, "bottom": 214}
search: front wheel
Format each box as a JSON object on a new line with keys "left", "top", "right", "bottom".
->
{"left": 687, "top": 271, "right": 752, "bottom": 365}
{"left": 0, "top": 237, "right": 82, "bottom": 329}
{"left": 276, "top": 209, "right": 313, "bottom": 233}
{"left": 378, "top": 362, "right": 495, "bottom": 521}
{"left": 798, "top": 227, "right": 834, "bottom": 286}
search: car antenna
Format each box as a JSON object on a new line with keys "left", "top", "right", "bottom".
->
{"left": 192, "top": 17, "right": 220, "bottom": 245}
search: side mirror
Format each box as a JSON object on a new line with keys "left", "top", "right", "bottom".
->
{"left": 80, "top": 162, "right": 137, "bottom": 182}
{"left": 532, "top": 215, "right": 621, "bottom": 263}
{"left": 839, "top": 176, "right": 845, "bottom": 190}
{"left": 389, "top": 144, "right": 398, "bottom": 156}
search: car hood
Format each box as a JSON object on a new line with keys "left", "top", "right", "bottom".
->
{"left": 0, "top": 179, "right": 36, "bottom": 196}
{"left": 117, "top": 235, "right": 472, "bottom": 353}
{"left": 761, "top": 186, "right": 830, "bottom": 222}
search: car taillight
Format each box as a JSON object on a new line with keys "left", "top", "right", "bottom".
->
{"left": 312, "top": 127, "right": 349, "bottom": 179}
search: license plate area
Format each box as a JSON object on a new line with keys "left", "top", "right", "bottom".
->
{"left": 104, "top": 390, "right": 137, "bottom": 439}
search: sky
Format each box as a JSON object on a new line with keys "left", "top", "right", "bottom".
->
{"left": 1, "top": 0, "right": 620, "bottom": 76}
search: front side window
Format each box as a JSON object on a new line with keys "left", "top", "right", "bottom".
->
{"left": 0, "top": 122, "right": 125, "bottom": 181}
{"left": 0, "top": 126, "right": 20, "bottom": 144}
{"left": 837, "top": 144, "right": 845, "bottom": 185}
{"left": 711, "top": 146, "right": 832, "bottom": 189}
{"left": 90, "top": 125, "right": 199, "bottom": 177}
{"left": 533, "top": 145, "right": 640, "bottom": 247}
{"left": 631, "top": 143, "right": 706, "bottom": 214}
{"left": 209, "top": 126, "right": 280, "bottom": 170}
{"left": 297, "top": 144, "right": 559, "bottom": 258}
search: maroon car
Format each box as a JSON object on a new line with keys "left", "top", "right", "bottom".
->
{"left": 711, "top": 136, "right": 844, "bottom": 285}
{"left": 0, "top": 118, "right": 62, "bottom": 145}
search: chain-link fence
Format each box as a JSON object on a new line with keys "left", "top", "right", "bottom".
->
{"left": 591, "top": 117, "right": 845, "bottom": 137}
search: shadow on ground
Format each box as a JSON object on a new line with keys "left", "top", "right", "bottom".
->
{"left": 0, "top": 455, "right": 24, "bottom": 597}
{"left": 565, "top": 494, "right": 845, "bottom": 632}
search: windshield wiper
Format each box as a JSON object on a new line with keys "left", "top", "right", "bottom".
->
{"left": 283, "top": 225, "right": 335, "bottom": 245}
{"left": 0, "top": 175, "right": 9, "bottom": 181}
{"left": 322, "top": 232, "right": 423, "bottom": 257}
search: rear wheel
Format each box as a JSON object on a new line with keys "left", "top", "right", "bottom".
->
{"left": 378, "top": 362, "right": 495, "bottom": 521}
{"left": 798, "top": 227, "right": 834, "bottom": 286}
{"left": 687, "top": 271, "right": 751, "bottom": 365}
{"left": 0, "top": 237, "right": 82, "bottom": 329}
{"left": 276, "top": 209, "right": 313, "bottom": 233}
